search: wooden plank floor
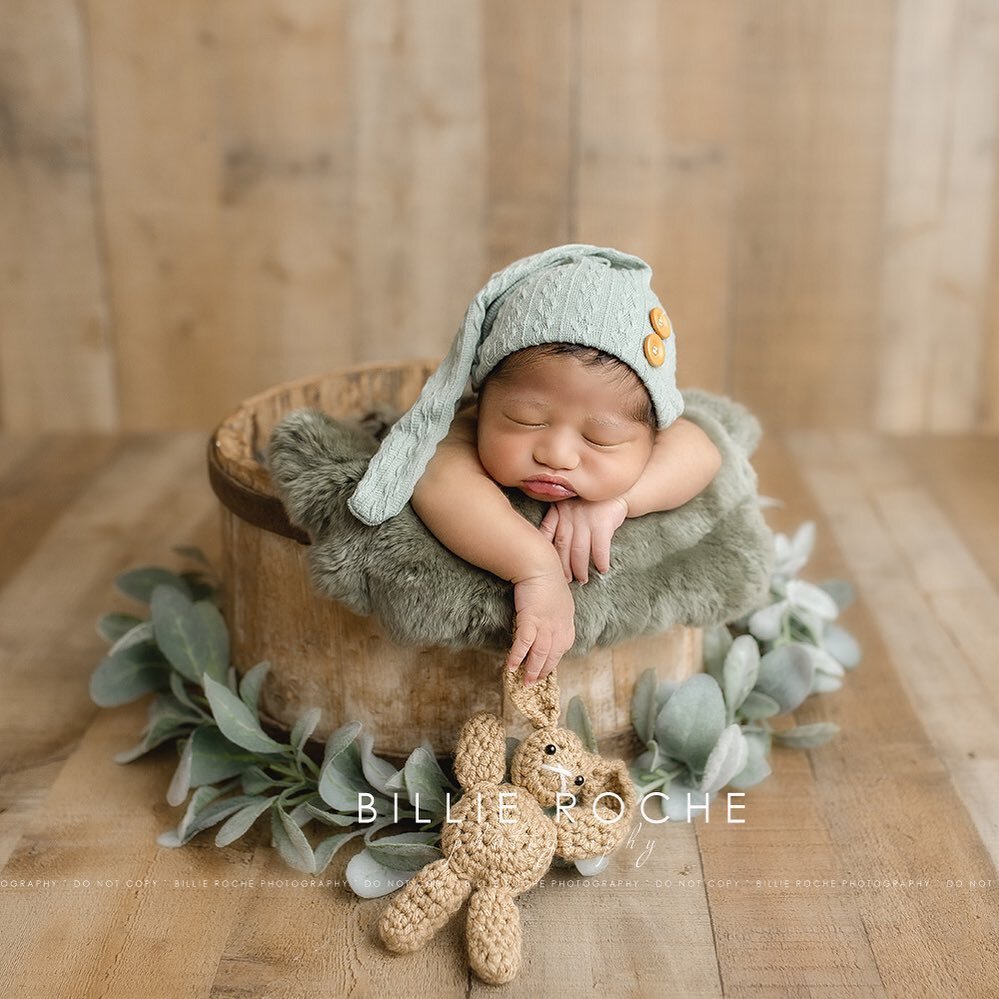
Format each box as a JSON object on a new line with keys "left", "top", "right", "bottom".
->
{"left": 0, "top": 431, "right": 997, "bottom": 998}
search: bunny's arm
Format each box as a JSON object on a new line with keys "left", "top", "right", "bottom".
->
{"left": 555, "top": 758, "right": 636, "bottom": 861}
{"left": 453, "top": 712, "right": 507, "bottom": 789}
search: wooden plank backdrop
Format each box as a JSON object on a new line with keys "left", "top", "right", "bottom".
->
{"left": 2, "top": 0, "right": 999, "bottom": 433}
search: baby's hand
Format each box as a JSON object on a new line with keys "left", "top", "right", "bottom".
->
{"left": 539, "top": 497, "right": 629, "bottom": 584}
{"left": 506, "top": 568, "right": 576, "bottom": 685}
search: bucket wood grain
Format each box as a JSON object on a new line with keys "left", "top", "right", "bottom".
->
{"left": 208, "top": 360, "right": 701, "bottom": 762}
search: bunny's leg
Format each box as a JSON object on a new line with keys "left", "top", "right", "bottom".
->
{"left": 379, "top": 859, "right": 471, "bottom": 954}
{"left": 465, "top": 887, "right": 522, "bottom": 985}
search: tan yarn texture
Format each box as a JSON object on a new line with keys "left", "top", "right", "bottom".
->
{"left": 377, "top": 666, "right": 637, "bottom": 985}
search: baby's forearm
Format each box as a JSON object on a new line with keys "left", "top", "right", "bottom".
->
{"left": 620, "top": 418, "right": 721, "bottom": 518}
{"left": 412, "top": 460, "right": 561, "bottom": 584}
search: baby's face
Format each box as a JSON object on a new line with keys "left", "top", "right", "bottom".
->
{"left": 477, "top": 355, "right": 655, "bottom": 503}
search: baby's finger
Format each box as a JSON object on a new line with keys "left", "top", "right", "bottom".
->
{"left": 536, "top": 648, "right": 564, "bottom": 684}
{"left": 552, "top": 525, "right": 573, "bottom": 582}
{"left": 522, "top": 639, "right": 552, "bottom": 685}
{"left": 570, "top": 529, "right": 592, "bottom": 584}
{"left": 592, "top": 533, "right": 612, "bottom": 575}
{"left": 505, "top": 622, "right": 537, "bottom": 671}
{"left": 539, "top": 506, "right": 558, "bottom": 539}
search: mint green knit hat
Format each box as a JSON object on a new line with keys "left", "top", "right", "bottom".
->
{"left": 347, "top": 243, "right": 683, "bottom": 526}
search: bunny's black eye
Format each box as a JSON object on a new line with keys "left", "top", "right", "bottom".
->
{"left": 574, "top": 775, "right": 585, "bottom": 786}
{"left": 544, "top": 744, "right": 557, "bottom": 755}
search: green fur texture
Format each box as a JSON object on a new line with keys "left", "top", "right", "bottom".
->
{"left": 266, "top": 389, "right": 773, "bottom": 656}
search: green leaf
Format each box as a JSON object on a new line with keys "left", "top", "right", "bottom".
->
{"left": 272, "top": 805, "right": 316, "bottom": 874}
{"left": 699, "top": 725, "right": 749, "bottom": 794}
{"left": 818, "top": 578, "right": 855, "bottom": 612}
{"left": 107, "top": 620, "right": 156, "bottom": 657}
{"left": 383, "top": 766, "right": 408, "bottom": 795}
{"left": 238, "top": 662, "right": 271, "bottom": 715}
{"left": 320, "top": 736, "right": 375, "bottom": 812}
{"left": 774, "top": 722, "right": 839, "bottom": 749}
{"left": 322, "top": 722, "right": 362, "bottom": 768}
{"left": 786, "top": 579, "right": 839, "bottom": 620}
{"left": 661, "top": 783, "right": 711, "bottom": 822}
{"left": 215, "top": 797, "right": 275, "bottom": 847}
{"left": 305, "top": 802, "right": 361, "bottom": 827}
{"left": 291, "top": 707, "right": 322, "bottom": 760}
{"left": 821, "top": 623, "right": 861, "bottom": 670}
{"left": 566, "top": 696, "right": 597, "bottom": 753}
{"left": 175, "top": 792, "right": 263, "bottom": 844}
{"left": 702, "top": 625, "right": 734, "bottom": 683}
{"left": 366, "top": 831, "right": 442, "bottom": 872}
{"left": 792, "top": 521, "right": 816, "bottom": 559}
{"left": 345, "top": 847, "right": 421, "bottom": 898}
{"left": 314, "top": 829, "right": 366, "bottom": 874}
{"left": 403, "top": 747, "right": 449, "bottom": 818}
{"left": 167, "top": 734, "right": 196, "bottom": 807}
{"left": 90, "top": 643, "right": 171, "bottom": 707}
{"left": 802, "top": 644, "right": 845, "bottom": 678}
{"left": 789, "top": 612, "right": 822, "bottom": 648}
{"left": 202, "top": 675, "right": 288, "bottom": 754}
{"left": 175, "top": 785, "right": 226, "bottom": 842}
{"left": 358, "top": 733, "right": 398, "bottom": 796}
{"left": 738, "top": 690, "right": 781, "bottom": 720}
{"left": 151, "top": 586, "right": 229, "bottom": 686}
{"left": 654, "top": 674, "right": 726, "bottom": 773}
{"left": 748, "top": 600, "right": 789, "bottom": 642}
{"left": 187, "top": 725, "right": 259, "bottom": 786}
{"left": 96, "top": 612, "right": 144, "bottom": 644}
{"left": 116, "top": 567, "right": 192, "bottom": 604}
{"left": 632, "top": 742, "right": 664, "bottom": 775}
{"left": 629, "top": 761, "right": 670, "bottom": 797}
{"left": 630, "top": 669, "right": 657, "bottom": 745}
{"left": 169, "top": 672, "right": 205, "bottom": 716}
{"left": 241, "top": 765, "right": 282, "bottom": 795}
{"left": 181, "top": 571, "right": 218, "bottom": 603}
{"left": 656, "top": 680, "right": 680, "bottom": 712}
{"left": 755, "top": 644, "right": 815, "bottom": 713}
{"left": 811, "top": 673, "right": 843, "bottom": 694}
{"left": 145, "top": 690, "right": 204, "bottom": 724}
{"left": 113, "top": 718, "right": 190, "bottom": 764}
{"left": 286, "top": 801, "right": 315, "bottom": 827}
{"left": 729, "top": 731, "right": 772, "bottom": 789}
{"left": 721, "top": 635, "right": 760, "bottom": 720}
{"left": 305, "top": 801, "right": 357, "bottom": 826}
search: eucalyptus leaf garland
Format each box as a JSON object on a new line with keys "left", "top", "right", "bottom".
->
{"left": 90, "top": 523, "right": 859, "bottom": 897}
{"left": 629, "top": 520, "right": 860, "bottom": 813}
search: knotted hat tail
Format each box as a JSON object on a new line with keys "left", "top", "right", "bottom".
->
{"left": 347, "top": 244, "right": 681, "bottom": 527}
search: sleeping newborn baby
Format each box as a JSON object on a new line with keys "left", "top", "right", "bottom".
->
{"left": 347, "top": 244, "right": 719, "bottom": 686}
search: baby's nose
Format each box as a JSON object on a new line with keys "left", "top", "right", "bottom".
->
{"left": 534, "top": 430, "right": 579, "bottom": 470}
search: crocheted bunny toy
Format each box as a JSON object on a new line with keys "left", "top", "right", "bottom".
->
{"left": 378, "top": 666, "right": 636, "bottom": 985}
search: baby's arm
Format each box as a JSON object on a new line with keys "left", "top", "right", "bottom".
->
{"left": 411, "top": 414, "right": 575, "bottom": 684}
{"left": 619, "top": 417, "right": 721, "bottom": 518}
{"left": 540, "top": 418, "right": 721, "bottom": 583}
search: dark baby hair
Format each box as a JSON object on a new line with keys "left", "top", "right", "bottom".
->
{"left": 480, "top": 344, "right": 657, "bottom": 431}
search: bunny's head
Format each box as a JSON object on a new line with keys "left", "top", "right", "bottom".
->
{"left": 505, "top": 669, "right": 636, "bottom": 822}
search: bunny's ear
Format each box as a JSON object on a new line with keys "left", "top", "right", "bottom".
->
{"left": 503, "top": 667, "right": 561, "bottom": 728}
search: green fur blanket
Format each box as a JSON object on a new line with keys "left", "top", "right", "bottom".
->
{"left": 267, "top": 390, "right": 773, "bottom": 656}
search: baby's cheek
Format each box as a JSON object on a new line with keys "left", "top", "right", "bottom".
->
{"left": 477, "top": 435, "right": 521, "bottom": 485}
{"left": 598, "top": 456, "right": 644, "bottom": 498}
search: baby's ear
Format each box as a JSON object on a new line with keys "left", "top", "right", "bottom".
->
{"left": 504, "top": 666, "right": 561, "bottom": 729}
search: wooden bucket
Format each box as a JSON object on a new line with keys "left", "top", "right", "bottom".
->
{"left": 208, "top": 360, "right": 701, "bottom": 763}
